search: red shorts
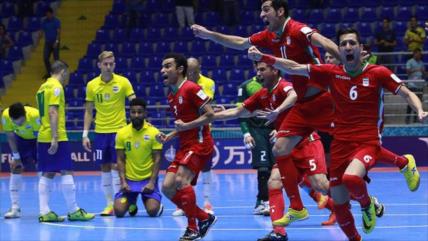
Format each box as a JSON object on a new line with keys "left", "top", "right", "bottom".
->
{"left": 166, "top": 144, "right": 214, "bottom": 183}
{"left": 329, "top": 139, "right": 381, "bottom": 187}
{"left": 291, "top": 137, "right": 327, "bottom": 178}
{"left": 277, "top": 91, "right": 334, "bottom": 138}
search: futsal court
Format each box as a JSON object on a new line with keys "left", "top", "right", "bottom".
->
{"left": 0, "top": 169, "right": 427, "bottom": 241}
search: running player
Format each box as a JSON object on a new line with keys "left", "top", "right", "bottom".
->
{"left": 2, "top": 103, "right": 40, "bottom": 218}
{"left": 114, "top": 98, "right": 163, "bottom": 218}
{"left": 157, "top": 53, "right": 217, "bottom": 241}
{"left": 172, "top": 57, "right": 216, "bottom": 216}
{"left": 248, "top": 28, "right": 425, "bottom": 241}
{"left": 36, "top": 60, "right": 95, "bottom": 222}
{"left": 82, "top": 51, "right": 136, "bottom": 216}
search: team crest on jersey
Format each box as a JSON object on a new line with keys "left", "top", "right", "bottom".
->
{"left": 178, "top": 96, "right": 183, "bottom": 104}
{"left": 362, "top": 78, "right": 370, "bottom": 87}
{"left": 134, "top": 141, "right": 140, "bottom": 148}
{"left": 144, "top": 135, "right": 150, "bottom": 140}
{"left": 112, "top": 86, "right": 119, "bottom": 93}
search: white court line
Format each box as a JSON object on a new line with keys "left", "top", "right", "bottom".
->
{"left": 42, "top": 223, "right": 428, "bottom": 231}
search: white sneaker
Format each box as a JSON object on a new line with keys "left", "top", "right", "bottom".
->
{"left": 172, "top": 208, "right": 185, "bottom": 216}
{"left": 253, "top": 204, "right": 265, "bottom": 215}
{"left": 261, "top": 201, "right": 270, "bottom": 216}
{"left": 4, "top": 208, "right": 21, "bottom": 219}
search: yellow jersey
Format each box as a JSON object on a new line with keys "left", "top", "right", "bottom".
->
{"left": 1, "top": 106, "right": 40, "bottom": 139}
{"left": 115, "top": 122, "right": 163, "bottom": 181}
{"left": 86, "top": 73, "right": 135, "bottom": 133}
{"left": 36, "top": 77, "right": 68, "bottom": 143}
{"left": 197, "top": 74, "right": 215, "bottom": 100}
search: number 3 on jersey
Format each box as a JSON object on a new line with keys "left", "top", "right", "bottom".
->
{"left": 349, "top": 85, "right": 358, "bottom": 100}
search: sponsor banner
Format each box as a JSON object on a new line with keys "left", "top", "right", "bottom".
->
{"left": 1, "top": 137, "right": 427, "bottom": 172}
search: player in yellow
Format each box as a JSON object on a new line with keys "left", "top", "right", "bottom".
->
{"left": 114, "top": 98, "right": 164, "bottom": 217}
{"left": 82, "top": 51, "right": 136, "bottom": 216}
{"left": 171, "top": 57, "right": 216, "bottom": 217}
{"left": 36, "top": 60, "right": 94, "bottom": 222}
{"left": 2, "top": 103, "right": 40, "bottom": 218}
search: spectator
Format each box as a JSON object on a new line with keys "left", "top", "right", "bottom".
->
{"left": 175, "top": 0, "right": 196, "bottom": 28}
{"left": 405, "top": 48, "right": 426, "bottom": 123}
{"left": 404, "top": 16, "right": 426, "bottom": 52}
{"left": 363, "top": 44, "right": 378, "bottom": 65}
{"left": 375, "top": 18, "right": 396, "bottom": 67}
{"left": 40, "top": 7, "right": 61, "bottom": 75}
{"left": 0, "top": 23, "right": 14, "bottom": 59}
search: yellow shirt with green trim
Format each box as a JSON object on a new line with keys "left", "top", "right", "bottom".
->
{"left": 197, "top": 74, "right": 215, "bottom": 100}
{"left": 36, "top": 77, "right": 68, "bottom": 142}
{"left": 86, "top": 73, "right": 135, "bottom": 133}
{"left": 1, "top": 106, "right": 41, "bottom": 139}
{"left": 115, "top": 122, "right": 163, "bottom": 181}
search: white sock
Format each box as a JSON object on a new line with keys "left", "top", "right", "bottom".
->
{"left": 61, "top": 175, "right": 79, "bottom": 213}
{"left": 101, "top": 172, "right": 113, "bottom": 205}
{"left": 39, "top": 176, "right": 52, "bottom": 215}
{"left": 111, "top": 170, "right": 121, "bottom": 196}
{"left": 9, "top": 174, "right": 22, "bottom": 209}
{"left": 202, "top": 171, "right": 211, "bottom": 204}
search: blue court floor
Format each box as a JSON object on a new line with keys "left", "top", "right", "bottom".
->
{"left": 0, "top": 170, "right": 427, "bottom": 241}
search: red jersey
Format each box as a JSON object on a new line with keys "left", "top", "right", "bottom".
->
{"left": 249, "top": 18, "right": 322, "bottom": 101}
{"left": 167, "top": 80, "right": 214, "bottom": 148}
{"left": 309, "top": 63, "right": 403, "bottom": 142}
{"left": 242, "top": 78, "right": 293, "bottom": 130}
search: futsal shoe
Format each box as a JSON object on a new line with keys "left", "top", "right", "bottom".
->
{"left": 198, "top": 214, "right": 217, "bottom": 238}
{"left": 361, "top": 197, "right": 376, "bottom": 234}
{"left": 372, "top": 196, "right": 385, "bottom": 218}
{"left": 179, "top": 228, "right": 201, "bottom": 241}
{"left": 401, "top": 154, "right": 420, "bottom": 192}
{"left": 38, "top": 211, "right": 65, "bottom": 222}
{"left": 321, "top": 211, "right": 336, "bottom": 226}
{"left": 272, "top": 208, "right": 309, "bottom": 226}
{"left": 315, "top": 193, "right": 329, "bottom": 209}
{"left": 4, "top": 207, "right": 21, "bottom": 219}
{"left": 128, "top": 204, "right": 138, "bottom": 217}
{"left": 204, "top": 202, "right": 214, "bottom": 215}
{"left": 100, "top": 204, "right": 114, "bottom": 216}
{"left": 257, "top": 231, "right": 288, "bottom": 241}
{"left": 254, "top": 201, "right": 269, "bottom": 215}
{"left": 172, "top": 208, "right": 185, "bottom": 216}
{"left": 68, "top": 208, "right": 95, "bottom": 221}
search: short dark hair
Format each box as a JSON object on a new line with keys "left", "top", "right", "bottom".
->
{"left": 413, "top": 48, "right": 422, "bottom": 54}
{"left": 261, "top": 0, "right": 289, "bottom": 18}
{"left": 336, "top": 28, "right": 361, "bottom": 45}
{"left": 9, "top": 102, "right": 26, "bottom": 120}
{"left": 129, "top": 98, "right": 147, "bottom": 109}
{"left": 163, "top": 53, "right": 187, "bottom": 78}
{"left": 50, "top": 60, "right": 68, "bottom": 75}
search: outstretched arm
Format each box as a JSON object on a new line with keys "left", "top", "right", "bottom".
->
{"left": 311, "top": 32, "right": 341, "bottom": 61}
{"left": 248, "top": 46, "right": 310, "bottom": 77}
{"left": 398, "top": 85, "right": 428, "bottom": 122}
{"left": 191, "top": 24, "right": 251, "bottom": 50}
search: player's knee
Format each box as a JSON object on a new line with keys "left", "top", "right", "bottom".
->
{"left": 113, "top": 204, "right": 127, "bottom": 218}
{"left": 146, "top": 206, "right": 161, "bottom": 217}
{"left": 257, "top": 167, "right": 270, "bottom": 182}
{"left": 268, "top": 178, "right": 282, "bottom": 189}
{"left": 161, "top": 182, "right": 174, "bottom": 197}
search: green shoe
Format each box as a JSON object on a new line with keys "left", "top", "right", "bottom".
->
{"left": 38, "top": 211, "right": 65, "bottom": 223}
{"left": 361, "top": 197, "right": 377, "bottom": 234}
{"left": 128, "top": 204, "right": 138, "bottom": 217}
{"left": 272, "top": 207, "right": 309, "bottom": 226}
{"left": 401, "top": 154, "right": 420, "bottom": 192}
{"left": 68, "top": 208, "right": 95, "bottom": 221}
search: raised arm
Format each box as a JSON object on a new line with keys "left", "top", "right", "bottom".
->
{"left": 311, "top": 32, "right": 341, "bottom": 61}
{"left": 248, "top": 46, "right": 309, "bottom": 77}
{"left": 191, "top": 24, "right": 251, "bottom": 50}
{"left": 398, "top": 85, "right": 428, "bottom": 122}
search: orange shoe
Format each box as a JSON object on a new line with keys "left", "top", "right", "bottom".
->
{"left": 321, "top": 212, "right": 336, "bottom": 226}
{"left": 315, "top": 192, "right": 329, "bottom": 209}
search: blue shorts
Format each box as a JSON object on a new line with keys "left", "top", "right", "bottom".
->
{"left": 37, "top": 142, "right": 73, "bottom": 172}
{"left": 114, "top": 178, "right": 162, "bottom": 204}
{"left": 15, "top": 135, "right": 37, "bottom": 165}
{"left": 94, "top": 133, "right": 117, "bottom": 165}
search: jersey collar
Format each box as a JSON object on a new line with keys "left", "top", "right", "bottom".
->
{"left": 171, "top": 79, "right": 187, "bottom": 94}
{"left": 275, "top": 17, "right": 290, "bottom": 38}
{"left": 343, "top": 62, "right": 369, "bottom": 77}
{"left": 268, "top": 77, "right": 281, "bottom": 92}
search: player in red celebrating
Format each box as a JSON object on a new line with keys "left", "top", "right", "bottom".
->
{"left": 157, "top": 53, "right": 217, "bottom": 241}
{"left": 248, "top": 28, "right": 426, "bottom": 241}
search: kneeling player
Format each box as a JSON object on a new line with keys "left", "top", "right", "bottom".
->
{"left": 114, "top": 98, "right": 164, "bottom": 217}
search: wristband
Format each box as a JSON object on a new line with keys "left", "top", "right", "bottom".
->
{"left": 12, "top": 152, "right": 21, "bottom": 160}
{"left": 261, "top": 54, "right": 276, "bottom": 66}
{"left": 82, "top": 130, "right": 89, "bottom": 138}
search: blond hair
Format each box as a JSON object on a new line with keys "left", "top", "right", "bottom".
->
{"left": 98, "top": 51, "right": 114, "bottom": 62}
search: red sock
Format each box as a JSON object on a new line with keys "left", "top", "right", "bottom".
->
{"left": 334, "top": 202, "right": 361, "bottom": 241}
{"left": 276, "top": 155, "right": 304, "bottom": 210}
{"left": 378, "top": 147, "right": 408, "bottom": 169}
{"left": 172, "top": 186, "right": 209, "bottom": 223}
{"left": 342, "top": 174, "right": 371, "bottom": 208}
{"left": 325, "top": 196, "right": 334, "bottom": 211}
{"left": 269, "top": 188, "right": 286, "bottom": 235}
